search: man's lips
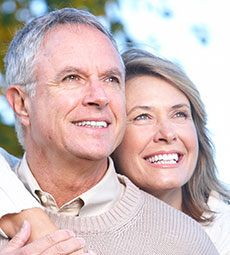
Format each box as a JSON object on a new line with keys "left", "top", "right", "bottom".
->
{"left": 72, "top": 120, "right": 109, "bottom": 128}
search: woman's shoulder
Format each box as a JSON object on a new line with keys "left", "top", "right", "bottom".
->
{"left": 203, "top": 191, "right": 230, "bottom": 255}
{"left": 208, "top": 191, "right": 230, "bottom": 214}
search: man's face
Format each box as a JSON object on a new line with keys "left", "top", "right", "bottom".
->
{"left": 26, "top": 24, "right": 126, "bottom": 161}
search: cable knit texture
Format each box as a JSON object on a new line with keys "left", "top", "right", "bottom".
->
{"left": 0, "top": 175, "right": 218, "bottom": 254}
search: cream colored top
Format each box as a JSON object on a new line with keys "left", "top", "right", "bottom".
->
{"left": 202, "top": 191, "right": 230, "bottom": 255}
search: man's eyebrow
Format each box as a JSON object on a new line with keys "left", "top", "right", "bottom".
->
{"left": 54, "top": 67, "right": 81, "bottom": 82}
{"left": 54, "top": 67, "right": 124, "bottom": 82}
{"left": 102, "top": 68, "right": 124, "bottom": 80}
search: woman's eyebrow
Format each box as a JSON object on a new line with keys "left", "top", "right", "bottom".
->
{"left": 171, "top": 103, "right": 191, "bottom": 110}
{"left": 127, "top": 103, "right": 191, "bottom": 115}
{"left": 127, "top": 105, "right": 153, "bottom": 115}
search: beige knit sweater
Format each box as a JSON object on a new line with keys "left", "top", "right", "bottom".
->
{"left": 0, "top": 175, "right": 218, "bottom": 254}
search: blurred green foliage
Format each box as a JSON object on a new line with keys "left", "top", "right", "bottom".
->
{"left": 0, "top": 0, "right": 125, "bottom": 78}
{"left": 0, "top": 121, "right": 23, "bottom": 157}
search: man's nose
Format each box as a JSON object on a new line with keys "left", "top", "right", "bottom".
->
{"left": 82, "top": 80, "right": 110, "bottom": 109}
{"left": 153, "top": 120, "right": 177, "bottom": 144}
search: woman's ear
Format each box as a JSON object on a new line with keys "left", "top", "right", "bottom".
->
{"left": 6, "top": 85, "right": 31, "bottom": 127}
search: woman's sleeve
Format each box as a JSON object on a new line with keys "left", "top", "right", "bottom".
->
{"left": 0, "top": 153, "right": 42, "bottom": 219}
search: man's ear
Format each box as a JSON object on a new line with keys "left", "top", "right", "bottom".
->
{"left": 6, "top": 85, "right": 31, "bottom": 127}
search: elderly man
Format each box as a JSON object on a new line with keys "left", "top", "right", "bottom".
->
{"left": 0, "top": 8, "right": 218, "bottom": 254}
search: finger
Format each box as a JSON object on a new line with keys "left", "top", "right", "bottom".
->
{"left": 0, "top": 220, "right": 31, "bottom": 252}
{"left": 17, "top": 230, "right": 84, "bottom": 255}
{"left": 83, "top": 251, "right": 97, "bottom": 255}
{"left": 40, "top": 237, "right": 85, "bottom": 255}
{"left": 71, "top": 248, "right": 84, "bottom": 254}
{"left": 70, "top": 247, "right": 97, "bottom": 255}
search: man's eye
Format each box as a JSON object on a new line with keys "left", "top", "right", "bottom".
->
{"left": 105, "top": 76, "right": 120, "bottom": 84}
{"left": 63, "top": 74, "right": 79, "bottom": 82}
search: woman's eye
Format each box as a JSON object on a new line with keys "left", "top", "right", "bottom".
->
{"left": 174, "top": 111, "right": 188, "bottom": 119}
{"left": 131, "top": 113, "right": 154, "bottom": 126}
{"left": 134, "top": 114, "right": 150, "bottom": 120}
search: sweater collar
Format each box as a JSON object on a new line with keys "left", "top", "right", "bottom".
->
{"left": 16, "top": 154, "right": 124, "bottom": 216}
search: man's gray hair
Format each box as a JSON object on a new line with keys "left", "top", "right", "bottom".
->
{"left": 4, "top": 8, "right": 120, "bottom": 147}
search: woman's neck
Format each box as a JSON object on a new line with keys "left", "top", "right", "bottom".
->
{"left": 153, "top": 188, "right": 183, "bottom": 211}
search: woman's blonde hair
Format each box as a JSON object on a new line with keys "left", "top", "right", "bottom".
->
{"left": 122, "top": 48, "right": 230, "bottom": 223}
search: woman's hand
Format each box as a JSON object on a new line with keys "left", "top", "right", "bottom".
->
{"left": 0, "top": 208, "right": 59, "bottom": 243}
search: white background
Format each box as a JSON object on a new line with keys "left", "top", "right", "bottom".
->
{"left": 117, "top": 0, "right": 230, "bottom": 185}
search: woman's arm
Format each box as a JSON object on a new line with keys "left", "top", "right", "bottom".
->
{"left": 0, "top": 208, "right": 58, "bottom": 243}
{"left": 0, "top": 152, "right": 42, "bottom": 219}
{"left": 0, "top": 152, "right": 58, "bottom": 242}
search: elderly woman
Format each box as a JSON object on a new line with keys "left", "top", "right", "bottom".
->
{"left": 112, "top": 49, "right": 230, "bottom": 254}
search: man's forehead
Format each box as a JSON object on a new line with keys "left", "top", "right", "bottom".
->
{"left": 41, "top": 24, "right": 111, "bottom": 51}
{"left": 40, "top": 24, "right": 119, "bottom": 60}
{"left": 35, "top": 23, "right": 125, "bottom": 79}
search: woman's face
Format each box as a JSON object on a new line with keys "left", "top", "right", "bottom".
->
{"left": 113, "top": 75, "right": 199, "bottom": 205}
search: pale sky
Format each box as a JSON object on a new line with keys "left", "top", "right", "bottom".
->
{"left": 118, "top": 0, "right": 230, "bottom": 184}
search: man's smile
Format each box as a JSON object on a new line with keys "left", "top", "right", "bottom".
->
{"left": 72, "top": 120, "right": 109, "bottom": 128}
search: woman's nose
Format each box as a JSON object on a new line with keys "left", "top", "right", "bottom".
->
{"left": 153, "top": 121, "right": 177, "bottom": 144}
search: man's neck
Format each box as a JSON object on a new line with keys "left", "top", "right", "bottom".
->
{"left": 26, "top": 153, "right": 108, "bottom": 207}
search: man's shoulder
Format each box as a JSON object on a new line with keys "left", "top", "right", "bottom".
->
{"left": 107, "top": 174, "right": 219, "bottom": 254}
{"left": 118, "top": 173, "right": 185, "bottom": 212}
{"left": 44, "top": 173, "right": 218, "bottom": 254}
{"left": 117, "top": 173, "right": 213, "bottom": 233}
